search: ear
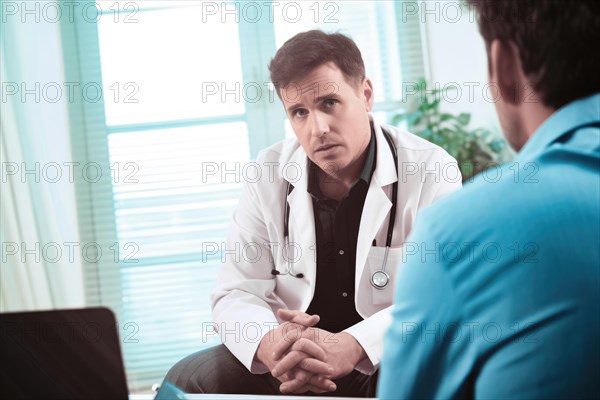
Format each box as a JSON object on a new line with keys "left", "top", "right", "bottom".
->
{"left": 361, "top": 78, "right": 374, "bottom": 112}
{"left": 489, "top": 39, "right": 526, "bottom": 106}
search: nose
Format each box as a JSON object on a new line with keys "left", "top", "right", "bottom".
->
{"left": 309, "top": 111, "right": 329, "bottom": 138}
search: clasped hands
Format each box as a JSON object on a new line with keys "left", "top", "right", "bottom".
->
{"left": 255, "top": 309, "right": 366, "bottom": 394}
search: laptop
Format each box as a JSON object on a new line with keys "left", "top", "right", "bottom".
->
{"left": 0, "top": 307, "right": 130, "bottom": 399}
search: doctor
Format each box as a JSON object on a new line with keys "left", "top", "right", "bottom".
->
{"left": 165, "top": 30, "right": 461, "bottom": 395}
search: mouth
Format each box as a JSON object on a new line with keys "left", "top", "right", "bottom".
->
{"left": 315, "top": 144, "right": 339, "bottom": 153}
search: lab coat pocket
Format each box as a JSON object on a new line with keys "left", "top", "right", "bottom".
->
{"left": 366, "top": 246, "right": 403, "bottom": 305}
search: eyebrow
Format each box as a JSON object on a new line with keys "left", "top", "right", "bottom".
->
{"left": 286, "top": 93, "right": 340, "bottom": 113}
{"left": 313, "top": 93, "right": 340, "bottom": 103}
{"left": 286, "top": 92, "right": 339, "bottom": 113}
{"left": 286, "top": 104, "right": 302, "bottom": 114}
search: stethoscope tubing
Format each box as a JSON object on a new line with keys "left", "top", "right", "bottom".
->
{"left": 273, "top": 127, "right": 400, "bottom": 290}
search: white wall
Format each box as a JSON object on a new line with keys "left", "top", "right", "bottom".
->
{"left": 422, "top": 1, "right": 502, "bottom": 133}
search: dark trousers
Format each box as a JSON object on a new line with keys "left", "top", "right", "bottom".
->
{"left": 164, "top": 344, "right": 378, "bottom": 397}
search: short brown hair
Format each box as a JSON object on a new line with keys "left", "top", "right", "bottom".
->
{"left": 268, "top": 30, "right": 366, "bottom": 98}
{"left": 467, "top": 0, "right": 600, "bottom": 109}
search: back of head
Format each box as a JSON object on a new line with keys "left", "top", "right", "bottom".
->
{"left": 268, "top": 30, "right": 366, "bottom": 98}
{"left": 467, "top": 0, "right": 600, "bottom": 109}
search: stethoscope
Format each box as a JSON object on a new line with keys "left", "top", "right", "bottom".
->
{"left": 271, "top": 128, "right": 399, "bottom": 290}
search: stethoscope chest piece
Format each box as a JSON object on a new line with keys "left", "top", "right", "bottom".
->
{"left": 370, "top": 270, "right": 390, "bottom": 289}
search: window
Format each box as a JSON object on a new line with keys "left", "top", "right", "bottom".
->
{"left": 63, "top": 0, "right": 425, "bottom": 391}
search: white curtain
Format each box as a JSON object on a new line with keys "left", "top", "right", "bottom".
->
{"left": 0, "top": 3, "right": 85, "bottom": 311}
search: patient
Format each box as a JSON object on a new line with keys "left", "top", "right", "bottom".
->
{"left": 378, "top": 0, "right": 600, "bottom": 398}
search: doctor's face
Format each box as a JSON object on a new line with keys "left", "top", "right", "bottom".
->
{"left": 280, "top": 62, "right": 374, "bottom": 178}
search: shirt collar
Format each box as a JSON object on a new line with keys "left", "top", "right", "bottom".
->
{"left": 308, "top": 122, "right": 377, "bottom": 200}
{"left": 517, "top": 93, "right": 600, "bottom": 161}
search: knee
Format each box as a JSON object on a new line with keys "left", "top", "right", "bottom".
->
{"left": 163, "top": 345, "right": 276, "bottom": 394}
{"left": 164, "top": 348, "right": 213, "bottom": 393}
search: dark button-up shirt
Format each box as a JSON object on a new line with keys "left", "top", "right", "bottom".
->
{"left": 305, "top": 125, "right": 377, "bottom": 333}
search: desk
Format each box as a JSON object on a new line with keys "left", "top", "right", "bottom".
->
{"left": 130, "top": 395, "right": 375, "bottom": 400}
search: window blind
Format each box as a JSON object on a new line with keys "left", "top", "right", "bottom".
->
{"left": 63, "top": 0, "right": 426, "bottom": 391}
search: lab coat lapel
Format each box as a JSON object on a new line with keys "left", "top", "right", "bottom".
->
{"left": 355, "top": 121, "right": 398, "bottom": 293}
{"left": 282, "top": 146, "right": 317, "bottom": 289}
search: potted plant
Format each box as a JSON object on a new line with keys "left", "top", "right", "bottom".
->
{"left": 392, "top": 78, "right": 513, "bottom": 182}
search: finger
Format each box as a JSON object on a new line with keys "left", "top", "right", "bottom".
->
{"left": 307, "top": 374, "right": 337, "bottom": 393}
{"left": 271, "top": 324, "right": 301, "bottom": 360}
{"left": 272, "top": 350, "right": 331, "bottom": 378}
{"left": 291, "top": 387, "right": 312, "bottom": 394}
{"left": 290, "top": 387, "right": 311, "bottom": 395}
{"left": 293, "top": 382, "right": 337, "bottom": 394}
{"left": 296, "top": 383, "right": 329, "bottom": 394}
{"left": 278, "top": 370, "right": 295, "bottom": 384}
{"left": 290, "top": 336, "right": 325, "bottom": 360}
{"left": 298, "top": 357, "right": 334, "bottom": 377}
{"left": 298, "top": 327, "right": 321, "bottom": 342}
{"left": 273, "top": 338, "right": 326, "bottom": 370}
{"left": 272, "top": 350, "right": 305, "bottom": 378}
{"left": 279, "top": 368, "right": 337, "bottom": 393}
{"left": 272, "top": 339, "right": 328, "bottom": 377}
{"left": 277, "top": 309, "right": 320, "bottom": 327}
{"left": 281, "top": 370, "right": 336, "bottom": 394}
{"left": 279, "top": 369, "right": 312, "bottom": 394}
{"left": 290, "top": 382, "right": 325, "bottom": 395}
{"left": 272, "top": 327, "right": 317, "bottom": 360}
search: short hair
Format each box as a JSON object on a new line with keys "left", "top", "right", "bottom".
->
{"left": 467, "top": 0, "right": 600, "bottom": 109}
{"left": 268, "top": 30, "right": 366, "bottom": 99}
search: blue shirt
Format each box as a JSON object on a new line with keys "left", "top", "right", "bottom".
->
{"left": 377, "top": 93, "right": 600, "bottom": 399}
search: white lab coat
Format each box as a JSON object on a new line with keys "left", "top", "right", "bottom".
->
{"left": 211, "top": 115, "right": 462, "bottom": 374}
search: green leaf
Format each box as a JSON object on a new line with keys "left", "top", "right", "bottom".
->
{"left": 393, "top": 78, "right": 513, "bottom": 177}
{"left": 439, "top": 113, "right": 455, "bottom": 122}
{"left": 457, "top": 113, "right": 471, "bottom": 126}
{"left": 408, "top": 111, "right": 423, "bottom": 126}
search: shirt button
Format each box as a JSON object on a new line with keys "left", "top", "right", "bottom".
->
{"left": 339, "top": 250, "right": 345, "bottom": 255}
{"left": 342, "top": 292, "right": 348, "bottom": 297}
